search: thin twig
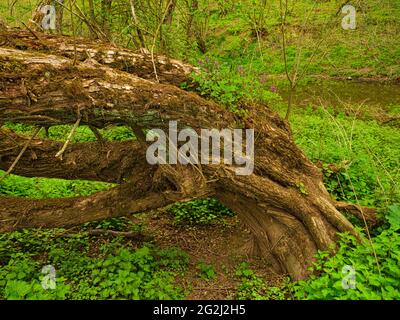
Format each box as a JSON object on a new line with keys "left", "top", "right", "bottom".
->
{"left": 55, "top": 0, "right": 106, "bottom": 39}
{"left": 150, "top": 0, "right": 173, "bottom": 83}
{"left": 55, "top": 113, "right": 82, "bottom": 160}
{"left": 129, "top": 0, "right": 146, "bottom": 48}
{"left": 69, "top": 0, "right": 78, "bottom": 66}
{"left": 0, "top": 126, "right": 42, "bottom": 183}
{"left": 21, "top": 21, "right": 41, "bottom": 40}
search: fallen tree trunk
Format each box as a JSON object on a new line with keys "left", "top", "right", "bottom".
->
{"left": 0, "top": 28, "right": 198, "bottom": 87}
{"left": 0, "top": 128, "right": 144, "bottom": 183}
{"left": 0, "top": 43, "right": 362, "bottom": 280}
{"left": 0, "top": 127, "right": 373, "bottom": 225}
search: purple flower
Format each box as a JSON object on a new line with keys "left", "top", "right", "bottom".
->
{"left": 270, "top": 85, "right": 278, "bottom": 93}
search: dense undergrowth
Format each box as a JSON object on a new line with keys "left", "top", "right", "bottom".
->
{"left": 0, "top": 0, "right": 399, "bottom": 300}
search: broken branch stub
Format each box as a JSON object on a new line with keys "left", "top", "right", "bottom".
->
{"left": 0, "top": 38, "right": 360, "bottom": 280}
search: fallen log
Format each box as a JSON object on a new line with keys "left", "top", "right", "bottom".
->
{"left": 0, "top": 28, "right": 198, "bottom": 87}
{"left": 0, "top": 44, "right": 359, "bottom": 280}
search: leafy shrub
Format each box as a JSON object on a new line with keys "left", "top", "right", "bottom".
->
{"left": 293, "top": 206, "right": 400, "bottom": 300}
{"left": 386, "top": 204, "right": 400, "bottom": 231}
{"left": 156, "top": 247, "right": 190, "bottom": 271}
{"left": 82, "top": 217, "right": 135, "bottom": 231}
{"left": 235, "top": 262, "right": 288, "bottom": 300}
{"left": 3, "top": 279, "right": 70, "bottom": 300}
{"left": 72, "top": 247, "right": 183, "bottom": 300}
{"left": 0, "top": 228, "right": 63, "bottom": 261}
{"left": 192, "top": 58, "right": 281, "bottom": 114}
{"left": 0, "top": 254, "right": 71, "bottom": 300}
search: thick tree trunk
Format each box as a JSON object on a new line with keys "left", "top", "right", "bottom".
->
{"left": 164, "top": 0, "right": 178, "bottom": 25}
{"left": 0, "top": 28, "right": 198, "bottom": 87}
{"left": 0, "top": 31, "right": 363, "bottom": 280}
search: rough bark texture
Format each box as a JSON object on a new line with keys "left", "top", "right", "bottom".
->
{"left": 0, "top": 27, "right": 198, "bottom": 87}
{"left": 0, "top": 30, "right": 368, "bottom": 280}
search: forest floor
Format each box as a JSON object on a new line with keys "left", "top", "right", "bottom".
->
{"left": 132, "top": 210, "right": 281, "bottom": 300}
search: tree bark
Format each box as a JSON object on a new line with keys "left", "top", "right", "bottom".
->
{"left": 0, "top": 128, "right": 144, "bottom": 183}
{"left": 0, "top": 33, "right": 363, "bottom": 280}
{"left": 0, "top": 28, "right": 198, "bottom": 87}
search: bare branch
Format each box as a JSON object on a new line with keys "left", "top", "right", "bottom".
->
{"left": 55, "top": 113, "right": 82, "bottom": 160}
{"left": 0, "top": 126, "right": 42, "bottom": 183}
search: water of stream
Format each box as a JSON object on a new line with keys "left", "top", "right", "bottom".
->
{"left": 279, "top": 80, "right": 400, "bottom": 109}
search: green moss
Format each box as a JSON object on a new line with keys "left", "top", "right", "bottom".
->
{"left": 0, "top": 58, "right": 25, "bottom": 73}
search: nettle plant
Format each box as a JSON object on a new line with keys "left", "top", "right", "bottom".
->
{"left": 190, "top": 57, "right": 281, "bottom": 114}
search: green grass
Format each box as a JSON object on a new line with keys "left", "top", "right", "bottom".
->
{"left": 201, "top": 0, "right": 400, "bottom": 80}
{"left": 291, "top": 107, "right": 400, "bottom": 207}
{"left": 0, "top": 0, "right": 36, "bottom": 27}
{"left": 0, "top": 172, "right": 112, "bottom": 199}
